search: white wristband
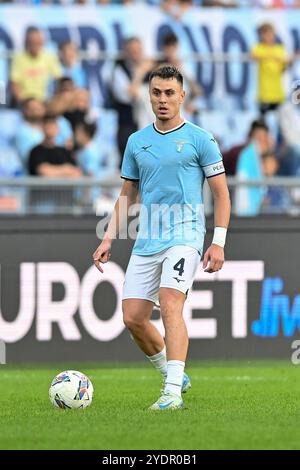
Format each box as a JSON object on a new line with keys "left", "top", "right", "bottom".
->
{"left": 212, "top": 227, "right": 227, "bottom": 248}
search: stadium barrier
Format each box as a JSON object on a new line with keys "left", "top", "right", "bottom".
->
{"left": 0, "top": 214, "right": 300, "bottom": 362}
{"left": 0, "top": 176, "right": 300, "bottom": 215}
{"left": 0, "top": 48, "right": 258, "bottom": 63}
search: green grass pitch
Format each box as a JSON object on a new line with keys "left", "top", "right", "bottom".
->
{"left": 1, "top": 360, "right": 300, "bottom": 450}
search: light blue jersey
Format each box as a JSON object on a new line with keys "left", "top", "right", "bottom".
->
{"left": 121, "top": 120, "right": 225, "bottom": 256}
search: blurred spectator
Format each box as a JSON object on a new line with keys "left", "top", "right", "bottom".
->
{"left": 75, "top": 121, "right": 105, "bottom": 177}
{"left": 203, "top": 1, "right": 239, "bottom": 6}
{"left": 15, "top": 98, "right": 45, "bottom": 166}
{"left": 161, "top": 0, "right": 197, "bottom": 19}
{"left": 64, "top": 88, "right": 91, "bottom": 131}
{"left": 10, "top": 27, "right": 61, "bottom": 105}
{"left": 28, "top": 114, "right": 81, "bottom": 177}
{"left": 47, "top": 77, "right": 90, "bottom": 135}
{"left": 278, "top": 90, "right": 300, "bottom": 175}
{"left": 235, "top": 143, "right": 264, "bottom": 216}
{"left": 222, "top": 142, "right": 245, "bottom": 176}
{"left": 223, "top": 120, "right": 271, "bottom": 175}
{"left": 160, "top": 33, "right": 183, "bottom": 70}
{"left": 261, "top": 150, "right": 290, "bottom": 212}
{"left": 251, "top": 23, "right": 289, "bottom": 116}
{"left": 262, "top": 150, "right": 279, "bottom": 177}
{"left": 47, "top": 76, "right": 76, "bottom": 115}
{"left": 176, "top": 0, "right": 193, "bottom": 17}
{"left": 160, "top": 0, "right": 181, "bottom": 17}
{"left": 234, "top": 119, "right": 274, "bottom": 215}
{"left": 54, "top": 111, "right": 74, "bottom": 150}
{"left": 28, "top": 114, "right": 81, "bottom": 213}
{"left": 2, "top": 0, "right": 300, "bottom": 6}
{"left": 159, "top": 33, "right": 202, "bottom": 119}
{"left": 59, "top": 41, "right": 88, "bottom": 89}
{"left": 44, "top": 79, "right": 75, "bottom": 148}
{"left": 75, "top": 120, "right": 113, "bottom": 206}
{"left": 15, "top": 97, "right": 73, "bottom": 169}
{"left": 110, "top": 37, "right": 155, "bottom": 166}
{"left": 253, "top": 0, "right": 299, "bottom": 6}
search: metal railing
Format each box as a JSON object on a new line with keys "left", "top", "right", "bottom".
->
{"left": 0, "top": 174, "right": 121, "bottom": 215}
{"left": 0, "top": 49, "right": 256, "bottom": 62}
{"left": 0, "top": 175, "right": 300, "bottom": 216}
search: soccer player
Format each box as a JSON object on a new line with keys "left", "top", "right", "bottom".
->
{"left": 93, "top": 66, "right": 230, "bottom": 411}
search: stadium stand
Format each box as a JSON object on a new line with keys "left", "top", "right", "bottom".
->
{"left": 1, "top": 2, "right": 300, "bottom": 214}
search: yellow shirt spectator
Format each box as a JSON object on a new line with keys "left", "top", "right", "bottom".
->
{"left": 11, "top": 51, "right": 62, "bottom": 101}
{"left": 252, "top": 43, "right": 287, "bottom": 104}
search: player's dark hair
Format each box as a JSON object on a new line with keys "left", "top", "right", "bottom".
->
{"left": 76, "top": 121, "right": 97, "bottom": 140}
{"left": 149, "top": 65, "right": 183, "bottom": 86}
{"left": 162, "top": 33, "right": 178, "bottom": 48}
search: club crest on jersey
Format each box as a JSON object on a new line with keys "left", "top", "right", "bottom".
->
{"left": 174, "top": 141, "right": 187, "bottom": 153}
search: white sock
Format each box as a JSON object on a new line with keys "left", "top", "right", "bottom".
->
{"left": 146, "top": 347, "right": 167, "bottom": 378}
{"left": 165, "top": 360, "right": 185, "bottom": 397}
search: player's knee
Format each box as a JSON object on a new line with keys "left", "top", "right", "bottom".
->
{"left": 123, "top": 309, "right": 144, "bottom": 332}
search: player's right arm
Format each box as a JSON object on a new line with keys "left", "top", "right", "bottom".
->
{"left": 93, "top": 179, "right": 139, "bottom": 273}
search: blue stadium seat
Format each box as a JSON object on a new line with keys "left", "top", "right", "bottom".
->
{"left": 0, "top": 109, "right": 21, "bottom": 145}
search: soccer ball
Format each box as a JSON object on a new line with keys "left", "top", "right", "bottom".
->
{"left": 49, "top": 370, "right": 94, "bottom": 410}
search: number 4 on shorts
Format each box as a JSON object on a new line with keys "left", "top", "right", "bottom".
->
{"left": 173, "top": 258, "right": 185, "bottom": 277}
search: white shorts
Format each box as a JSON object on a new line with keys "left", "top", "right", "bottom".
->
{"left": 122, "top": 245, "right": 201, "bottom": 305}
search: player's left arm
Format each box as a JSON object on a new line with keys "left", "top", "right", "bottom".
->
{"left": 203, "top": 173, "right": 231, "bottom": 273}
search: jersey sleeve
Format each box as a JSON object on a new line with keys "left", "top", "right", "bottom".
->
{"left": 121, "top": 135, "right": 139, "bottom": 181}
{"left": 197, "top": 132, "right": 225, "bottom": 179}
